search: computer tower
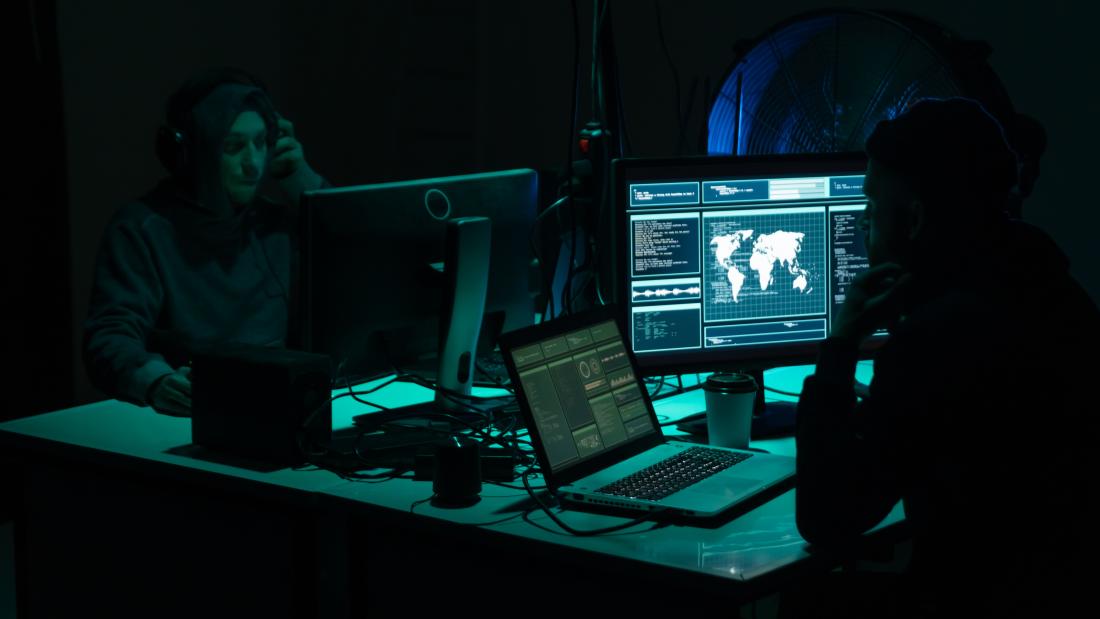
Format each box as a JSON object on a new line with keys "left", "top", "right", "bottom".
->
{"left": 191, "top": 345, "right": 331, "bottom": 466}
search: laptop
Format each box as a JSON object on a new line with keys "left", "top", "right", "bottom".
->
{"left": 499, "top": 305, "right": 796, "bottom": 519}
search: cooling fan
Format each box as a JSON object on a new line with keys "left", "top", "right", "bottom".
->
{"left": 707, "top": 9, "right": 1017, "bottom": 156}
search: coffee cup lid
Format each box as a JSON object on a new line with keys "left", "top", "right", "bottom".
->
{"left": 703, "top": 372, "right": 758, "bottom": 393}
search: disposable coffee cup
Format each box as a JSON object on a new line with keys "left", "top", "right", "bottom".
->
{"left": 702, "top": 373, "right": 757, "bottom": 449}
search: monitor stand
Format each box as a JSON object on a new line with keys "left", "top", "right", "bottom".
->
{"left": 352, "top": 217, "right": 492, "bottom": 431}
{"left": 745, "top": 368, "right": 798, "bottom": 438}
{"left": 752, "top": 401, "right": 799, "bottom": 436}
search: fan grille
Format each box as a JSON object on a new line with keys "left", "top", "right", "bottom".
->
{"left": 708, "top": 12, "right": 968, "bottom": 156}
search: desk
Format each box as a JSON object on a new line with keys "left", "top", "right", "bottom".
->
{"left": 0, "top": 399, "right": 353, "bottom": 618}
{"left": 1, "top": 363, "right": 903, "bottom": 617}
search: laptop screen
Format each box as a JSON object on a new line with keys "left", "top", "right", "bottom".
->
{"left": 508, "top": 319, "right": 659, "bottom": 473}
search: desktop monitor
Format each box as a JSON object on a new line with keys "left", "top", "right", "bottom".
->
{"left": 300, "top": 169, "right": 538, "bottom": 384}
{"left": 614, "top": 152, "right": 881, "bottom": 379}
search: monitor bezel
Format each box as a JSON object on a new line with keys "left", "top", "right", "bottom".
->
{"left": 612, "top": 152, "right": 882, "bottom": 377}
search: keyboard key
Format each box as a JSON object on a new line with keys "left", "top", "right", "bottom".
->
{"left": 596, "top": 447, "right": 752, "bottom": 501}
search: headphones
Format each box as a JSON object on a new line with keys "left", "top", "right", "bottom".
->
{"left": 155, "top": 67, "right": 275, "bottom": 179}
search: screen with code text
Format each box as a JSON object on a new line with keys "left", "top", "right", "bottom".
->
{"left": 618, "top": 155, "right": 883, "bottom": 371}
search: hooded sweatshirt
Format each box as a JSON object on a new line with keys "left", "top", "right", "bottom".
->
{"left": 83, "top": 83, "right": 319, "bottom": 406}
{"left": 795, "top": 218, "right": 1100, "bottom": 615}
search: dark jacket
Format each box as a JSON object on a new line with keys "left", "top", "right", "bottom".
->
{"left": 796, "top": 219, "right": 1099, "bottom": 615}
{"left": 83, "top": 181, "right": 295, "bottom": 405}
{"left": 83, "top": 82, "right": 317, "bottom": 406}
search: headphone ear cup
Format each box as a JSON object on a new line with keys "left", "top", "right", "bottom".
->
{"left": 155, "top": 125, "right": 188, "bottom": 178}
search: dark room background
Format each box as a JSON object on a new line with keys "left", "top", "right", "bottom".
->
{"left": 14, "top": 0, "right": 1099, "bottom": 415}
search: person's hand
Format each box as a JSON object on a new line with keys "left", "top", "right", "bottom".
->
{"left": 268, "top": 117, "right": 324, "bottom": 201}
{"left": 149, "top": 366, "right": 192, "bottom": 417}
{"left": 831, "top": 263, "right": 913, "bottom": 344}
{"left": 269, "top": 117, "right": 306, "bottom": 180}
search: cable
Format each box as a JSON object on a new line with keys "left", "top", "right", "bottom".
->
{"left": 486, "top": 479, "right": 545, "bottom": 492}
{"left": 535, "top": 195, "right": 571, "bottom": 226}
{"left": 520, "top": 469, "right": 667, "bottom": 536}
{"left": 379, "top": 410, "right": 531, "bottom": 456}
{"left": 763, "top": 385, "right": 802, "bottom": 398}
{"left": 374, "top": 368, "right": 520, "bottom": 430}
{"left": 396, "top": 372, "right": 515, "bottom": 405}
{"left": 591, "top": 0, "right": 608, "bottom": 123}
{"left": 295, "top": 377, "right": 498, "bottom": 466}
{"left": 657, "top": 0, "right": 697, "bottom": 156}
{"left": 607, "top": 8, "right": 632, "bottom": 157}
{"left": 561, "top": 0, "right": 581, "bottom": 317}
{"left": 299, "top": 366, "right": 531, "bottom": 476}
{"left": 562, "top": 178, "right": 578, "bottom": 315}
{"left": 465, "top": 513, "right": 528, "bottom": 527}
{"left": 345, "top": 375, "right": 400, "bottom": 409}
{"left": 530, "top": 195, "right": 569, "bottom": 320}
{"left": 298, "top": 387, "right": 385, "bottom": 446}
{"left": 645, "top": 375, "right": 680, "bottom": 398}
{"left": 381, "top": 357, "right": 516, "bottom": 407}
{"left": 564, "top": 0, "right": 611, "bottom": 316}
{"left": 645, "top": 375, "right": 704, "bottom": 401}
{"left": 411, "top": 492, "right": 531, "bottom": 527}
{"left": 333, "top": 359, "right": 397, "bottom": 393}
{"left": 579, "top": 0, "right": 609, "bottom": 313}
{"left": 589, "top": 0, "right": 624, "bottom": 307}
{"left": 474, "top": 359, "right": 512, "bottom": 390}
{"left": 530, "top": 230, "right": 554, "bottom": 322}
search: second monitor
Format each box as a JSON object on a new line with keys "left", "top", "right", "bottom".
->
{"left": 614, "top": 153, "right": 881, "bottom": 436}
{"left": 615, "top": 152, "right": 880, "bottom": 375}
{"left": 300, "top": 169, "right": 539, "bottom": 385}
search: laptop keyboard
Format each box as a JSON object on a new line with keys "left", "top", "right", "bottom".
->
{"left": 596, "top": 446, "right": 753, "bottom": 501}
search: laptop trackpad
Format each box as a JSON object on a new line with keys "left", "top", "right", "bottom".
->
{"left": 681, "top": 475, "right": 765, "bottom": 501}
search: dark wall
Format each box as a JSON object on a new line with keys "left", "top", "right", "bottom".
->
{"left": 8, "top": 0, "right": 72, "bottom": 419}
{"left": 56, "top": 0, "right": 1100, "bottom": 407}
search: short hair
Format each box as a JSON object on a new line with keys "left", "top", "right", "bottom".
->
{"left": 865, "top": 98, "right": 1019, "bottom": 221}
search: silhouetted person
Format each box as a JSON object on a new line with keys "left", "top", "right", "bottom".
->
{"left": 790, "top": 98, "right": 1099, "bottom": 618}
{"left": 84, "top": 67, "right": 329, "bottom": 416}
{"left": 1003, "top": 111, "right": 1046, "bottom": 218}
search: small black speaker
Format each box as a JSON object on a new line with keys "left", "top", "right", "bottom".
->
{"left": 191, "top": 345, "right": 332, "bottom": 465}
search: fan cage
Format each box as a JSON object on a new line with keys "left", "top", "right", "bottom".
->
{"left": 707, "top": 9, "right": 1014, "bottom": 156}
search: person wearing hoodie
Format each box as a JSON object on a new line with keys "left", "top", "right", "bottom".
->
{"left": 83, "top": 68, "right": 329, "bottom": 416}
{"left": 787, "top": 98, "right": 1099, "bottom": 618}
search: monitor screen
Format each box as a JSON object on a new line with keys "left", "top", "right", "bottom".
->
{"left": 614, "top": 153, "right": 880, "bottom": 375}
{"left": 300, "top": 169, "right": 538, "bottom": 383}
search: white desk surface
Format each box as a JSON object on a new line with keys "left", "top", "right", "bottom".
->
{"left": 1, "top": 362, "right": 900, "bottom": 585}
{"left": 321, "top": 362, "right": 901, "bottom": 584}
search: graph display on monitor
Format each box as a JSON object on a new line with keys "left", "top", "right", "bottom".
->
{"left": 615, "top": 154, "right": 881, "bottom": 374}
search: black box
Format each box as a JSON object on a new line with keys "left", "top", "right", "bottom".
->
{"left": 191, "top": 345, "right": 332, "bottom": 466}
